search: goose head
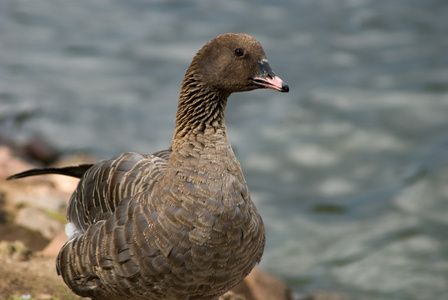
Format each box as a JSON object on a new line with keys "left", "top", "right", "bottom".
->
{"left": 186, "top": 33, "right": 289, "bottom": 94}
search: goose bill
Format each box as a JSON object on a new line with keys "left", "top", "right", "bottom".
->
{"left": 252, "top": 75, "right": 289, "bottom": 93}
{"left": 252, "top": 60, "right": 289, "bottom": 93}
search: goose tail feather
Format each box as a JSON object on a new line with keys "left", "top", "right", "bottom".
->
{"left": 6, "top": 164, "right": 93, "bottom": 180}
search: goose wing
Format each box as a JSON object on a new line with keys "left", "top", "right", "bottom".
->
{"left": 67, "top": 151, "right": 169, "bottom": 233}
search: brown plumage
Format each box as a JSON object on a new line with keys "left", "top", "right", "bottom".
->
{"left": 8, "top": 33, "right": 289, "bottom": 300}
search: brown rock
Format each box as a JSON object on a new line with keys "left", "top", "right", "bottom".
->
{"left": 40, "top": 232, "right": 68, "bottom": 257}
{"left": 222, "top": 268, "right": 292, "bottom": 300}
{"left": 15, "top": 207, "right": 64, "bottom": 240}
{"left": 0, "top": 146, "right": 34, "bottom": 180}
{"left": 50, "top": 153, "right": 99, "bottom": 193}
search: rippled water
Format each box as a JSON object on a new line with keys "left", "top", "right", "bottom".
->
{"left": 1, "top": 1, "right": 448, "bottom": 299}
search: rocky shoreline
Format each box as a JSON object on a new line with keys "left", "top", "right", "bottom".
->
{"left": 0, "top": 143, "right": 349, "bottom": 300}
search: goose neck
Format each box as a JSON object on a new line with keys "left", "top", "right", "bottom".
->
{"left": 172, "top": 77, "right": 230, "bottom": 151}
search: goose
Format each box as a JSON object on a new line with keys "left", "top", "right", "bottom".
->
{"left": 8, "top": 33, "right": 289, "bottom": 300}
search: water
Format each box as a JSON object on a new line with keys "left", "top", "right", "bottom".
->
{"left": 1, "top": 1, "right": 448, "bottom": 299}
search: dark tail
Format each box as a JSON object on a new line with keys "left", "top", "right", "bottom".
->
{"left": 7, "top": 164, "right": 94, "bottom": 180}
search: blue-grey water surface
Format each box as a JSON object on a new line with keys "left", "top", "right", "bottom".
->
{"left": 1, "top": 1, "right": 448, "bottom": 299}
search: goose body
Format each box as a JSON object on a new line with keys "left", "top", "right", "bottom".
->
{"left": 8, "top": 33, "right": 289, "bottom": 300}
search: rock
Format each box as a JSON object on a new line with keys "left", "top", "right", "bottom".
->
{"left": 0, "top": 240, "right": 32, "bottom": 261}
{"left": 220, "top": 291, "right": 247, "bottom": 300}
{"left": 0, "top": 223, "right": 49, "bottom": 252}
{"left": 8, "top": 190, "right": 68, "bottom": 212}
{"left": 0, "top": 145, "right": 70, "bottom": 213}
{"left": 32, "top": 294, "right": 56, "bottom": 300}
{"left": 23, "top": 134, "right": 59, "bottom": 165}
{"left": 50, "top": 152, "right": 99, "bottom": 193}
{"left": 0, "top": 146, "right": 34, "bottom": 180}
{"left": 0, "top": 146, "right": 85, "bottom": 213}
{"left": 15, "top": 207, "right": 64, "bottom": 240}
{"left": 40, "top": 232, "right": 67, "bottom": 257}
{"left": 222, "top": 268, "right": 292, "bottom": 300}
{"left": 220, "top": 270, "right": 352, "bottom": 300}
{"left": 47, "top": 174, "right": 80, "bottom": 195}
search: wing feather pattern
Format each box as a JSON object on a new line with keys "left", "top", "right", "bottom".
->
{"left": 67, "top": 152, "right": 169, "bottom": 233}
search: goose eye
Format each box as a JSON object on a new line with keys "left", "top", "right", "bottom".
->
{"left": 234, "top": 48, "right": 245, "bottom": 57}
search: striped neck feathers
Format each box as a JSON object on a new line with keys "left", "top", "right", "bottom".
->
{"left": 172, "top": 71, "right": 230, "bottom": 150}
